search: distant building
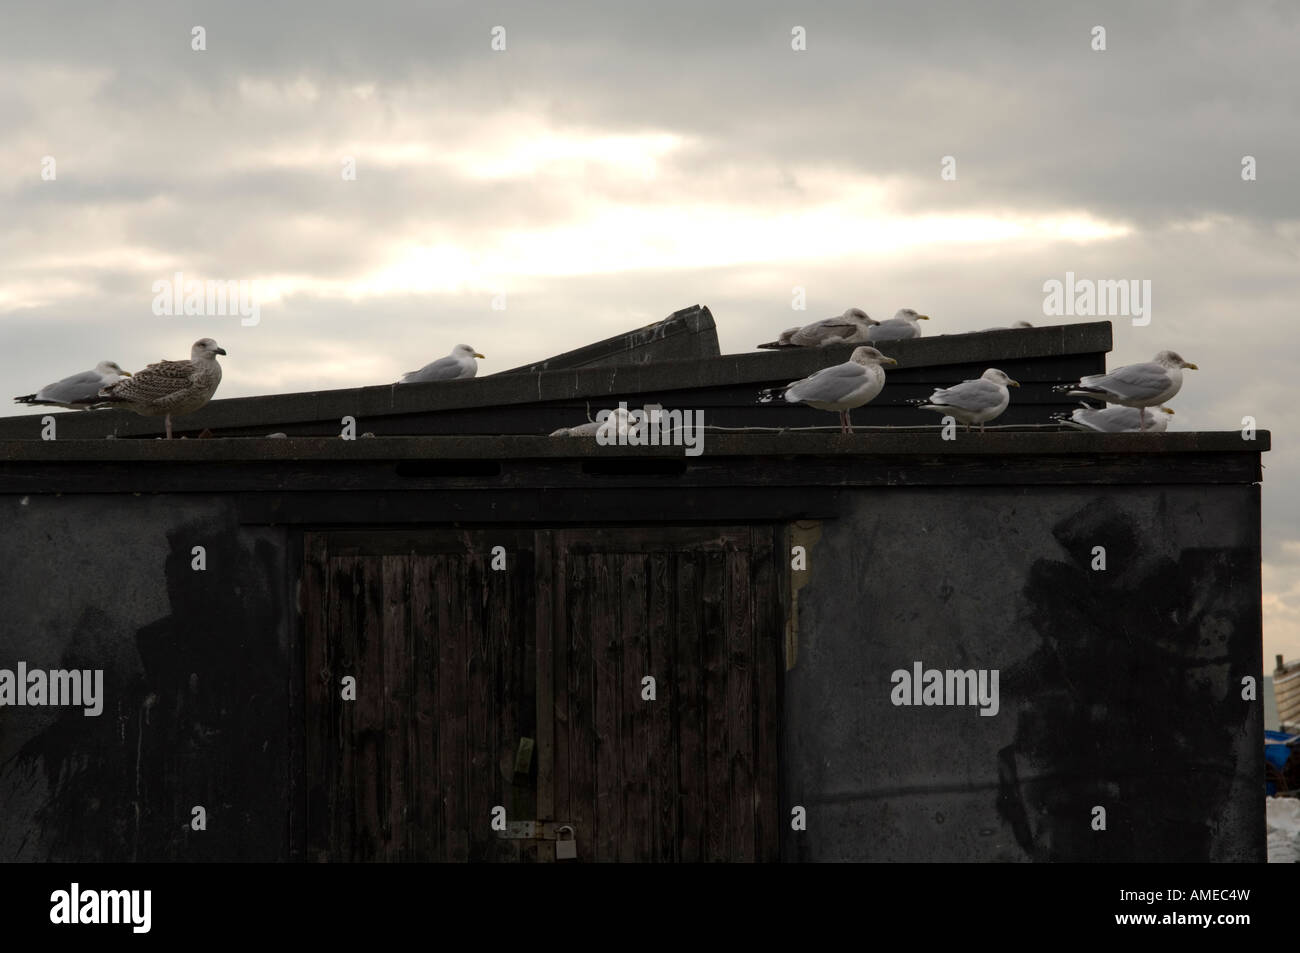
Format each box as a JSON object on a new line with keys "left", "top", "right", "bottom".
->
{"left": 1276, "top": 656, "right": 1300, "bottom": 734}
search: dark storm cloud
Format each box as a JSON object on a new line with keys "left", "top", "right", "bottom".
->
{"left": 4, "top": 1, "right": 1296, "bottom": 225}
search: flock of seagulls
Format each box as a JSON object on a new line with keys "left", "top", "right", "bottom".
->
{"left": 759, "top": 346, "right": 1021, "bottom": 434}
{"left": 8, "top": 313, "right": 1197, "bottom": 439}
{"left": 757, "top": 309, "right": 1033, "bottom": 350}
{"left": 9, "top": 337, "right": 486, "bottom": 439}
{"left": 753, "top": 307, "right": 1196, "bottom": 434}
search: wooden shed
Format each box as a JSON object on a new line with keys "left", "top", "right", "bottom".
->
{"left": 0, "top": 312, "right": 1269, "bottom": 862}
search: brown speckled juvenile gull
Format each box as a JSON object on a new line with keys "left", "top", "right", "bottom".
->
{"left": 98, "top": 338, "right": 226, "bottom": 438}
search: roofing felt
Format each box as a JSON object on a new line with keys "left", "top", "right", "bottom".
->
{"left": 0, "top": 311, "right": 1116, "bottom": 440}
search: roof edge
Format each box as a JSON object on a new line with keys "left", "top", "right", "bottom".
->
{"left": 0, "top": 429, "right": 1268, "bottom": 463}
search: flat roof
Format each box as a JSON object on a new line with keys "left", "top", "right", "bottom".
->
{"left": 0, "top": 321, "right": 1113, "bottom": 440}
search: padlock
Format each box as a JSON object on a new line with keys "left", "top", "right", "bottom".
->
{"left": 555, "top": 825, "right": 577, "bottom": 861}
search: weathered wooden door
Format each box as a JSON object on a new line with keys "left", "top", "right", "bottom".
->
{"left": 302, "top": 529, "right": 537, "bottom": 862}
{"left": 301, "top": 525, "right": 783, "bottom": 862}
{"left": 540, "top": 527, "right": 783, "bottom": 862}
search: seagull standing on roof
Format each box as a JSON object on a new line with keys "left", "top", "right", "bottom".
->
{"left": 399, "top": 344, "right": 484, "bottom": 383}
{"left": 15, "top": 361, "right": 132, "bottom": 409}
{"left": 1061, "top": 350, "right": 1197, "bottom": 431}
{"left": 97, "top": 338, "right": 225, "bottom": 438}
{"left": 915, "top": 368, "right": 1019, "bottom": 433}
{"left": 758, "top": 346, "right": 897, "bottom": 434}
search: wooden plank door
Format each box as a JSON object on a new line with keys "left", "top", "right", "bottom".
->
{"left": 543, "top": 526, "right": 784, "bottom": 862}
{"left": 302, "top": 530, "right": 536, "bottom": 862}
{"left": 301, "top": 524, "right": 785, "bottom": 862}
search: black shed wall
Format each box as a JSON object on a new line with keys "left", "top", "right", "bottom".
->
{"left": 0, "top": 433, "right": 1268, "bottom": 862}
{"left": 0, "top": 495, "right": 290, "bottom": 861}
{"left": 782, "top": 484, "right": 1264, "bottom": 862}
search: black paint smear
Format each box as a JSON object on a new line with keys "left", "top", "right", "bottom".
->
{"left": 998, "top": 497, "right": 1253, "bottom": 862}
{"left": 4, "top": 522, "right": 285, "bottom": 861}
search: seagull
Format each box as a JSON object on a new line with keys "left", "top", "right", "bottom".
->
{"left": 399, "top": 344, "right": 484, "bottom": 383}
{"left": 1061, "top": 350, "right": 1197, "bottom": 431}
{"left": 14, "top": 361, "right": 132, "bottom": 409}
{"left": 759, "top": 346, "right": 896, "bottom": 433}
{"left": 756, "top": 308, "right": 877, "bottom": 349}
{"left": 1060, "top": 404, "right": 1174, "bottom": 433}
{"left": 866, "top": 308, "right": 930, "bottom": 342}
{"left": 550, "top": 406, "right": 635, "bottom": 437}
{"left": 916, "top": 368, "right": 1019, "bottom": 433}
{"left": 97, "top": 338, "right": 225, "bottom": 438}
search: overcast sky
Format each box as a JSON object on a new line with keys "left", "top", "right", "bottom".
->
{"left": 1, "top": 0, "right": 1296, "bottom": 661}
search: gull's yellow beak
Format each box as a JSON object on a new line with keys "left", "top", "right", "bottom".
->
{"left": 1008, "top": 379, "right": 1021, "bottom": 387}
{"left": 1184, "top": 362, "right": 1198, "bottom": 370}
{"left": 475, "top": 352, "right": 486, "bottom": 359}
{"left": 917, "top": 314, "right": 930, "bottom": 320}
{"left": 121, "top": 371, "right": 133, "bottom": 377}
{"left": 1161, "top": 407, "right": 1175, "bottom": 414}
{"left": 883, "top": 357, "right": 898, "bottom": 365}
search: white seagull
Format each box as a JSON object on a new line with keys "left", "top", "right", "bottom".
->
{"left": 399, "top": 344, "right": 484, "bottom": 383}
{"left": 759, "top": 346, "right": 897, "bottom": 433}
{"left": 1063, "top": 350, "right": 1197, "bottom": 430}
{"left": 550, "top": 406, "right": 635, "bottom": 437}
{"left": 1062, "top": 404, "right": 1174, "bottom": 433}
{"left": 866, "top": 308, "right": 930, "bottom": 342}
{"left": 917, "top": 367, "right": 1019, "bottom": 433}
{"left": 15, "top": 361, "right": 132, "bottom": 409}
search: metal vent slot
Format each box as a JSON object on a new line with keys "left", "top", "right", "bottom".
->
{"left": 394, "top": 460, "right": 503, "bottom": 478}
{"left": 581, "top": 458, "right": 687, "bottom": 477}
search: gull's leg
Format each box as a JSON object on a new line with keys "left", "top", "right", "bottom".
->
{"left": 165, "top": 415, "right": 173, "bottom": 439}
{"left": 845, "top": 410, "right": 854, "bottom": 434}
{"left": 980, "top": 420, "right": 986, "bottom": 434}
{"left": 1138, "top": 410, "right": 1146, "bottom": 432}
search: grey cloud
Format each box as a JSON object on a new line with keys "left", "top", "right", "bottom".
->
{"left": 0, "top": 0, "right": 1296, "bottom": 656}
